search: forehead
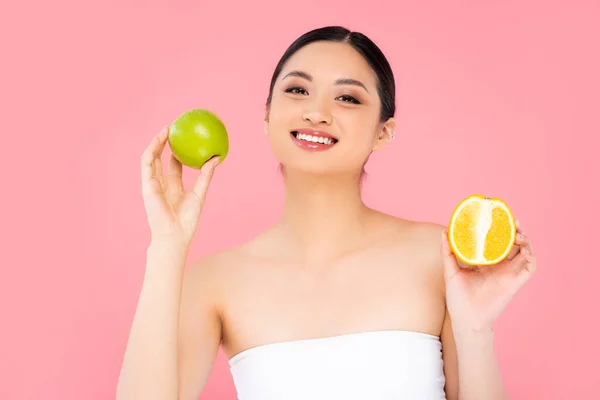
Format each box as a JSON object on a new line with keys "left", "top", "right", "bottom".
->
{"left": 279, "top": 41, "right": 377, "bottom": 87}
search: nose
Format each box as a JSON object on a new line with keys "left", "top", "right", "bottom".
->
{"left": 302, "top": 98, "right": 332, "bottom": 125}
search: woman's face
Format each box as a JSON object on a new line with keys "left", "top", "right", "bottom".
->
{"left": 265, "top": 41, "right": 395, "bottom": 175}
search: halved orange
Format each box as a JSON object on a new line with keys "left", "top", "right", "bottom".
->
{"left": 448, "top": 194, "right": 516, "bottom": 266}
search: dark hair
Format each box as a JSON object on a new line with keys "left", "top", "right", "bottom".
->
{"left": 267, "top": 26, "right": 396, "bottom": 179}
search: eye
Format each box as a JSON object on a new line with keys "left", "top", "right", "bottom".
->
{"left": 285, "top": 86, "right": 308, "bottom": 95}
{"left": 337, "top": 95, "right": 361, "bottom": 104}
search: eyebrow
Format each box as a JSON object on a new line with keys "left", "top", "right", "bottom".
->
{"left": 282, "top": 70, "right": 369, "bottom": 93}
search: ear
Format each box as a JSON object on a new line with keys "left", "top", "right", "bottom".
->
{"left": 372, "top": 118, "right": 396, "bottom": 151}
{"left": 263, "top": 104, "right": 270, "bottom": 135}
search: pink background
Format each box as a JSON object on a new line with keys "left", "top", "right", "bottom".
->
{"left": 1, "top": 0, "right": 599, "bottom": 399}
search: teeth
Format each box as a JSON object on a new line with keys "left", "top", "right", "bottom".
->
{"left": 296, "top": 133, "right": 334, "bottom": 145}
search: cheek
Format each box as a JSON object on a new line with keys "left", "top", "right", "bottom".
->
{"left": 267, "top": 117, "right": 290, "bottom": 142}
{"left": 339, "top": 114, "right": 380, "bottom": 146}
{"left": 265, "top": 110, "right": 295, "bottom": 158}
{"left": 267, "top": 99, "right": 293, "bottom": 131}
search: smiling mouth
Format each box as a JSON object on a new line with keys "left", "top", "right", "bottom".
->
{"left": 290, "top": 131, "right": 338, "bottom": 145}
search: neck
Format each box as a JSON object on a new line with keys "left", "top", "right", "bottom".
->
{"left": 275, "top": 168, "right": 372, "bottom": 263}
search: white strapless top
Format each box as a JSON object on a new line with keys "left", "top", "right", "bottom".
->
{"left": 228, "top": 330, "right": 447, "bottom": 400}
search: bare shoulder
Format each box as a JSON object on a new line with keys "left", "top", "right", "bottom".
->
{"left": 176, "top": 245, "right": 254, "bottom": 397}
{"left": 374, "top": 212, "right": 447, "bottom": 286}
{"left": 378, "top": 212, "right": 446, "bottom": 256}
{"left": 183, "top": 244, "right": 248, "bottom": 295}
{"left": 181, "top": 236, "right": 270, "bottom": 306}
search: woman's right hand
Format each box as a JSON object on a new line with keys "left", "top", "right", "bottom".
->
{"left": 141, "top": 125, "right": 220, "bottom": 247}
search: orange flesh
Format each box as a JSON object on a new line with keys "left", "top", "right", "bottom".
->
{"left": 449, "top": 195, "right": 515, "bottom": 266}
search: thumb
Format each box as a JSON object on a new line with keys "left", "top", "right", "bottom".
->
{"left": 180, "top": 156, "right": 220, "bottom": 226}
{"left": 192, "top": 156, "right": 220, "bottom": 201}
{"left": 441, "top": 230, "right": 461, "bottom": 283}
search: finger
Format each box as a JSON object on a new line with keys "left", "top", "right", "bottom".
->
{"left": 165, "top": 154, "right": 184, "bottom": 203}
{"left": 515, "top": 231, "right": 534, "bottom": 257}
{"left": 142, "top": 126, "right": 171, "bottom": 199}
{"left": 507, "top": 233, "right": 523, "bottom": 261}
{"left": 157, "top": 124, "right": 170, "bottom": 152}
{"left": 167, "top": 154, "right": 183, "bottom": 184}
{"left": 178, "top": 157, "right": 221, "bottom": 226}
{"left": 441, "top": 230, "right": 461, "bottom": 282}
{"left": 504, "top": 219, "right": 522, "bottom": 259}
{"left": 522, "top": 246, "right": 537, "bottom": 274}
{"left": 141, "top": 127, "right": 168, "bottom": 192}
{"left": 191, "top": 157, "right": 221, "bottom": 202}
{"left": 153, "top": 126, "right": 170, "bottom": 177}
{"left": 507, "top": 218, "right": 533, "bottom": 260}
{"left": 506, "top": 243, "right": 520, "bottom": 261}
{"left": 513, "top": 246, "right": 537, "bottom": 285}
{"left": 154, "top": 155, "right": 163, "bottom": 179}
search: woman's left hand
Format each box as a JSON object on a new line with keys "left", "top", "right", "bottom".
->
{"left": 441, "top": 221, "right": 537, "bottom": 335}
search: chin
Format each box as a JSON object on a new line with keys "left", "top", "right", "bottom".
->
{"left": 278, "top": 158, "right": 363, "bottom": 177}
{"left": 268, "top": 133, "right": 368, "bottom": 176}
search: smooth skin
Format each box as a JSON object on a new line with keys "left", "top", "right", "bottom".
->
{"left": 117, "top": 41, "right": 536, "bottom": 400}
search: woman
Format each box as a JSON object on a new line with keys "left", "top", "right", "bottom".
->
{"left": 117, "top": 26, "right": 536, "bottom": 400}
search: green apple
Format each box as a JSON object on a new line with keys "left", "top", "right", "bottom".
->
{"left": 168, "top": 109, "right": 229, "bottom": 169}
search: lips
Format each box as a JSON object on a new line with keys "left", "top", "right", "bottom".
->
{"left": 290, "top": 128, "right": 338, "bottom": 151}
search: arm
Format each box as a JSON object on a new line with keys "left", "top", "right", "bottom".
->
{"left": 117, "top": 243, "right": 223, "bottom": 400}
{"left": 116, "top": 241, "right": 189, "bottom": 400}
{"left": 117, "top": 125, "right": 222, "bottom": 399}
{"left": 177, "top": 257, "right": 223, "bottom": 399}
{"left": 436, "top": 217, "right": 535, "bottom": 400}
{"left": 441, "top": 309, "right": 510, "bottom": 400}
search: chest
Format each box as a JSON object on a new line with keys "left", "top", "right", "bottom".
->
{"left": 220, "top": 255, "right": 445, "bottom": 357}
